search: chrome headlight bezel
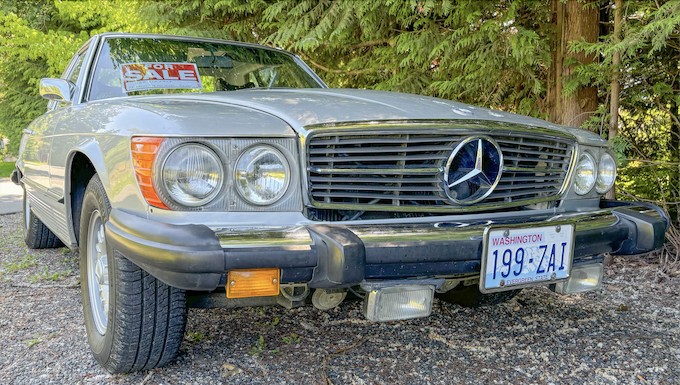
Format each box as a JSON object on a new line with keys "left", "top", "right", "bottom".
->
{"left": 159, "top": 142, "right": 225, "bottom": 207}
{"left": 595, "top": 152, "right": 617, "bottom": 194}
{"left": 573, "top": 151, "right": 597, "bottom": 195}
{"left": 234, "top": 144, "right": 291, "bottom": 206}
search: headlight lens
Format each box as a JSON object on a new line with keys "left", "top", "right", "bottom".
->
{"left": 596, "top": 152, "right": 616, "bottom": 194}
{"left": 573, "top": 152, "right": 597, "bottom": 195}
{"left": 235, "top": 145, "right": 290, "bottom": 205}
{"left": 161, "top": 143, "right": 223, "bottom": 206}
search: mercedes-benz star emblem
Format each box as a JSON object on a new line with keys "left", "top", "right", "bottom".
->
{"left": 443, "top": 136, "right": 503, "bottom": 205}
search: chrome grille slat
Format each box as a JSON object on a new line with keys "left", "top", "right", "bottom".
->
{"left": 493, "top": 182, "right": 562, "bottom": 191}
{"left": 499, "top": 175, "right": 563, "bottom": 182}
{"left": 501, "top": 149, "right": 570, "bottom": 157}
{"left": 309, "top": 154, "right": 449, "bottom": 163}
{"left": 310, "top": 176, "right": 441, "bottom": 184}
{"left": 309, "top": 145, "right": 453, "bottom": 154}
{"left": 488, "top": 190, "right": 561, "bottom": 200}
{"left": 495, "top": 140, "right": 569, "bottom": 151}
{"left": 306, "top": 128, "right": 574, "bottom": 211}
{"left": 308, "top": 167, "right": 441, "bottom": 175}
{"left": 311, "top": 184, "right": 441, "bottom": 192}
{"left": 504, "top": 165, "right": 566, "bottom": 173}
{"left": 309, "top": 136, "right": 460, "bottom": 146}
{"left": 313, "top": 192, "right": 449, "bottom": 201}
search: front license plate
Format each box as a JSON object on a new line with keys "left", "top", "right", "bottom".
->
{"left": 480, "top": 225, "right": 574, "bottom": 293}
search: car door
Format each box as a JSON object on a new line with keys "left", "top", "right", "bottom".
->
{"left": 21, "top": 47, "right": 88, "bottom": 198}
{"left": 46, "top": 44, "right": 91, "bottom": 199}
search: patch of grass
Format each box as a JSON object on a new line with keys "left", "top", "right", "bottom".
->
{"left": 0, "top": 161, "right": 15, "bottom": 178}
{"left": 281, "top": 333, "right": 301, "bottom": 345}
{"left": 248, "top": 335, "right": 266, "bottom": 356}
{"left": 26, "top": 337, "right": 43, "bottom": 348}
{"left": 62, "top": 252, "right": 79, "bottom": 265}
{"left": 28, "top": 266, "right": 72, "bottom": 283}
{"left": 185, "top": 331, "right": 207, "bottom": 343}
{"left": 248, "top": 334, "right": 281, "bottom": 355}
{"left": 2, "top": 254, "right": 37, "bottom": 273}
{"left": 25, "top": 332, "right": 58, "bottom": 348}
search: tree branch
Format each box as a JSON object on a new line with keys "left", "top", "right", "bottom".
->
{"left": 297, "top": 53, "right": 373, "bottom": 75}
{"left": 349, "top": 39, "right": 391, "bottom": 50}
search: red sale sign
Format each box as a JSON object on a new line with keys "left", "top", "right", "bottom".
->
{"left": 121, "top": 63, "right": 202, "bottom": 92}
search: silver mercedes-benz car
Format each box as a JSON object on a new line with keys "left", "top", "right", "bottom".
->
{"left": 12, "top": 33, "right": 668, "bottom": 373}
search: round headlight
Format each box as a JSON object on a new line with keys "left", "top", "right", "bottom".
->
{"left": 235, "top": 145, "right": 290, "bottom": 205}
{"left": 161, "top": 143, "right": 224, "bottom": 206}
{"left": 596, "top": 152, "right": 616, "bottom": 194}
{"left": 573, "top": 152, "right": 597, "bottom": 195}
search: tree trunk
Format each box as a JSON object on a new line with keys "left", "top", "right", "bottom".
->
{"left": 671, "top": 96, "right": 680, "bottom": 223}
{"left": 547, "top": 0, "right": 599, "bottom": 127}
{"left": 606, "top": 0, "right": 623, "bottom": 200}
{"left": 671, "top": 97, "right": 680, "bottom": 162}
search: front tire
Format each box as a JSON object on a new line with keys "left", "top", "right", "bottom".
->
{"left": 79, "top": 175, "right": 187, "bottom": 373}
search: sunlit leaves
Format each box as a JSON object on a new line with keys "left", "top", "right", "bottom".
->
{"left": 0, "top": 0, "right": 150, "bottom": 153}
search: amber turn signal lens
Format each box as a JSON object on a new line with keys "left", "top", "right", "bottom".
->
{"left": 226, "top": 268, "right": 280, "bottom": 299}
{"left": 130, "top": 137, "right": 168, "bottom": 209}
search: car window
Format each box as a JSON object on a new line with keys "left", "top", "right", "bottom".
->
{"left": 66, "top": 52, "right": 86, "bottom": 84}
{"left": 88, "top": 37, "right": 323, "bottom": 101}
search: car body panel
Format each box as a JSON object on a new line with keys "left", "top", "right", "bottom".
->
{"left": 89, "top": 89, "right": 606, "bottom": 145}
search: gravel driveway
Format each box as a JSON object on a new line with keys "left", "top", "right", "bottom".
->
{"left": 0, "top": 211, "right": 678, "bottom": 385}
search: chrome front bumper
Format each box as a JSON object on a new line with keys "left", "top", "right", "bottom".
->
{"left": 105, "top": 201, "right": 669, "bottom": 290}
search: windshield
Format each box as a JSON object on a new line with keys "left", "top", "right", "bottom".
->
{"left": 88, "top": 37, "right": 322, "bottom": 101}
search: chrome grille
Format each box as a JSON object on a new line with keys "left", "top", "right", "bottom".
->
{"left": 306, "top": 126, "right": 574, "bottom": 212}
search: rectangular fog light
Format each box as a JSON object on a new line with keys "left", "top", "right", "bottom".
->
{"left": 364, "top": 285, "right": 434, "bottom": 322}
{"left": 554, "top": 263, "right": 604, "bottom": 294}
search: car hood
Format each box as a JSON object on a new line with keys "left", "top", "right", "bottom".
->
{"left": 133, "top": 88, "right": 605, "bottom": 145}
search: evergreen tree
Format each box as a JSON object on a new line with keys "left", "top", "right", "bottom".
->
{"left": 145, "top": 0, "right": 554, "bottom": 117}
{"left": 572, "top": 0, "right": 679, "bottom": 222}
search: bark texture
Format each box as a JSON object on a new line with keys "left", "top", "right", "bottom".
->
{"left": 547, "top": 0, "right": 599, "bottom": 127}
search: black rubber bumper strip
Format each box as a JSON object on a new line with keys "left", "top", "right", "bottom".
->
{"left": 105, "top": 209, "right": 225, "bottom": 290}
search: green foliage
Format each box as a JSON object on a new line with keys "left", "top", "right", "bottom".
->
{"left": 248, "top": 334, "right": 266, "bottom": 356}
{"left": 281, "top": 333, "right": 301, "bottom": 345}
{"left": 0, "top": 161, "right": 15, "bottom": 177}
{"left": 29, "top": 266, "right": 72, "bottom": 283}
{"left": 2, "top": 254, "right": 37, "bottom": 273}
{"left": 572, "top": 0, "right": 679, "bottom": 224}
{"left": 0, "top": 0, "right": 149, "bottom": 154}
{"left": 185, "top": 331, "right": 207, "bottom": 343}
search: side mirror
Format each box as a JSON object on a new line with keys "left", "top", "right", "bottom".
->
{"left": 39, "top": 78, "right": 75, "bottom": 103}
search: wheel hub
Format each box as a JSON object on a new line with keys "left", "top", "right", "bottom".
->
{"left": 24, "top": 194, "right": 30, "bottom": 231}
{"left": 87, "top": 210, "right": 109, "bottom": 335}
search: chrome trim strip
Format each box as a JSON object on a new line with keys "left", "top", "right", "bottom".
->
{"left": 211, "top": 204, "right": 656, "bottom": 250}
{"left": 302, "top": 121, "right": 576, "bottom": 139}
{"left": 216, "top": 226, "right": 313, "bottom": 248}
{"left": 307, "top": 166, "right": 442, "bottom": 175}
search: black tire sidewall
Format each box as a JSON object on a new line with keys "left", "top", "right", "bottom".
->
{"left": 78, "top": 176, "right": 115, "bottom": 363}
